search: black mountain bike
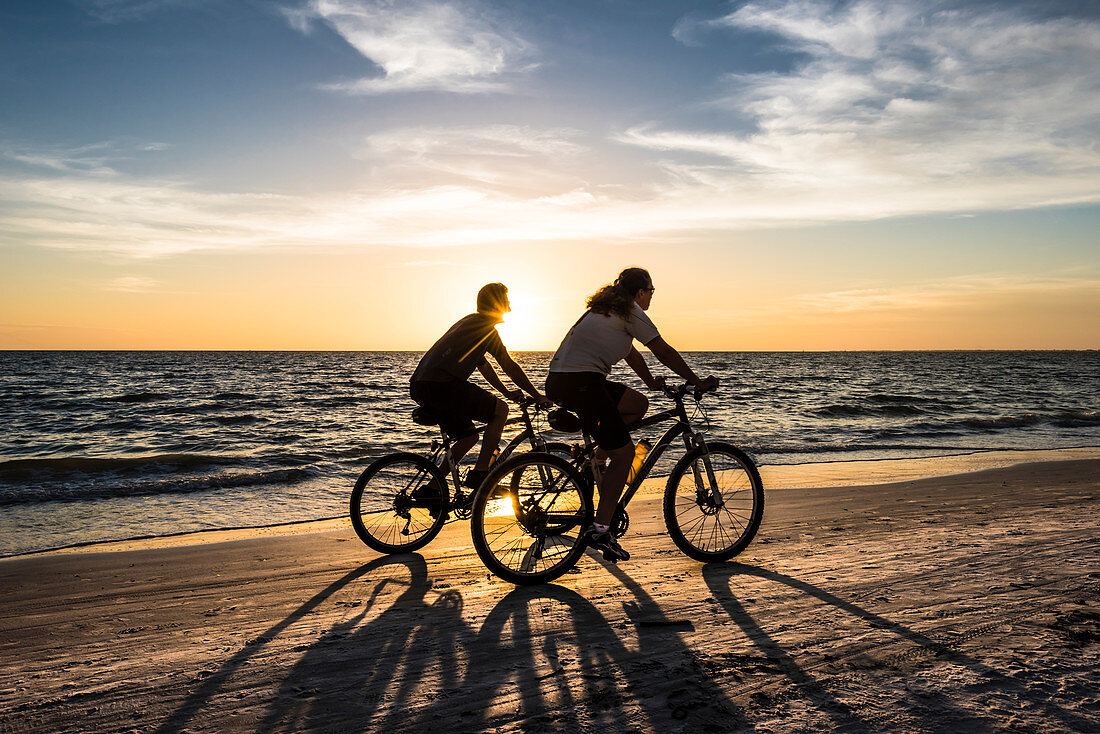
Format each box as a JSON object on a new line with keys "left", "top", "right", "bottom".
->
{"left": 350, "top": 397, "right": 568, "bottom": 554}
{"left": 469, "top": 384, "right": 764, "bottom": 585}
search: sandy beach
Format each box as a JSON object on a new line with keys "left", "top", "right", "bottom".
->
{"left": 2, "top": 453, "right": 1098, "bottom": 733}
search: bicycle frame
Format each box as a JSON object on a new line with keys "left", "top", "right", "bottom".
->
{"left": 571, "top": 389, "right": 715, "bottom": 513}
{"left": 622, "top": 402, "right": 702, "bottom": 507}
{"left": 423, "top": 399, "right": 550, "bottom": 513}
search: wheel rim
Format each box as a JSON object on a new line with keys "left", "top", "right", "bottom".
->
{"left": 354, "top": 458, "right": 444, "bottom": 549}
{"left": 479, "top": 460, "right": 586, "bottom": 577}
{"left": 670, "top": 451, "right": 759, "bottom": 554}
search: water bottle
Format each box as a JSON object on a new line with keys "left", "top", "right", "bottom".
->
{"left": 627, "top": 439, "right": 651, "bottom": 483}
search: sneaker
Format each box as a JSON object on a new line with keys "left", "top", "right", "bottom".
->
{"left": 466, "top": 469, "right": 512, "bottom": 501}
{"left": 463, "top": 468, "right": 489, "bottom": 491}
{"left": 410, "top": 481, "right": 444, "bottom": 518}
{"left": 586, "top": 526, "right": 629, "bottom": 563}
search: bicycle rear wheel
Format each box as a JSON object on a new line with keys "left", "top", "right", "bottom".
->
{"left": 663, "top": 442, "right": 764, "bottom": 561}
{"left": 471, "top": 453, "right": 592, "bottom": 585}
{"left": 351, "top": 452, "right": 448, "bottom": 553}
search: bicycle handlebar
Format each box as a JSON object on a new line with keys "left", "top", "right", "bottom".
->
{"left": 662, "top": 379, "right": 719, "bottom": 401}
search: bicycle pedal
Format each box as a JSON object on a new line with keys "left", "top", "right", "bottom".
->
{"left": 602, "top": 551, "right": 619, "bottom": 563}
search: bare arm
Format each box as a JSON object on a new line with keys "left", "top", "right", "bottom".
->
{"left": 624, "top": 346, "right": 662, "bottom": 390}
{"left": 477, "top": 361, "right": 521, "bottom": 401}
{"left": 496, "top": 353, "right": 551, "bottom": 404}
{"left": 645, "top": 337, "right": 711, "bottom": 388}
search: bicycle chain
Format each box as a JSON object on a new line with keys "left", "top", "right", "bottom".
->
{"left": 611, "top": 509, "right": 630, "bottom": 538}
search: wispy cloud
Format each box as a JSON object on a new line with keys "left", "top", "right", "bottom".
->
{"left": 76, "top": 0, "right": 199, "bottom": 23}
{"left": 106, "top": 276, "right": 161, "bottom": 292}
{"left": 361, "top": 124, "right": 587, "bottom": 192}
{"left": 2, "top": 140, "right": 169, "bottom": 176}
{"left": 290, "top": 0, "right": 535, "bottom": 94}
{"left": 647, "top": 0, "right": 1100, "bottom": 218}
{"left": 744, "top": 272, "right": 1100, "bottom": 320}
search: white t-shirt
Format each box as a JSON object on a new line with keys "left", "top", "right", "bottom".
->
{"left": 548, "top": 302, "right": 660, "bottom": 376}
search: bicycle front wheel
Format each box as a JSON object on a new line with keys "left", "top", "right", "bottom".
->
{"left": 471, "top": 453, "right": 592, "bottom": 585}
{"left": 663, "top": 442, "right": 764, "bottom": 561}
{"left": 496, "top": 432, "right": 573, "bottom": 466}
{"left": 350, "top": 452, "right": 448, "bottom": 554}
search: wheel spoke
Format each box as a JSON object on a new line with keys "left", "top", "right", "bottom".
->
{"left": 664, "top": 445, "right": 764, "bottom": 560}
{"left": 351, "top": 454, "right": 447, "bottom": 553}
{"left": 472, "top": 454, "right": 590, "bottom": 584}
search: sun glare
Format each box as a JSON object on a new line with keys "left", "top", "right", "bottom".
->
{"left": 497, "top": 292, "right": 550, "bottom": 351}
{"left": 484, "top": 497, "right": 516, "bottom": 519}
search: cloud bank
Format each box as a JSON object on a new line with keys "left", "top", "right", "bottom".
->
{"left": 290, "top": 0, "right": 534, "bottom": 94}
{"left": 4, "top": 1, "right": 1099, "bottom": 259}
{"left": 646, "top": 0, "right": 1100, "bottom": 215}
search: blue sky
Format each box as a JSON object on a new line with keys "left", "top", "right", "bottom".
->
{"left": 1, "top": 0, "right": 1098, "bottom": 349}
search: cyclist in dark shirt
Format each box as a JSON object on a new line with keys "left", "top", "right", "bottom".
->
{"left": 410, "top": 283, "right": 551, "bottom": 490}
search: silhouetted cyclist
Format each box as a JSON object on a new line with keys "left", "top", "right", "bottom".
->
{"left": 410, "top": 283, "right": 551, "bottom": 494}
{"left": 545, "top": 267, "right": 716, "bottom": 561}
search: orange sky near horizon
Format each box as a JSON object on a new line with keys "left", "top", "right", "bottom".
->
{"left": 3, "top": 234, "right": 1097, "bottom": 352}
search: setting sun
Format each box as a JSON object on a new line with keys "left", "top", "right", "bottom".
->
{"left": 497, "top": 292, "right": 556, "bottom": 352}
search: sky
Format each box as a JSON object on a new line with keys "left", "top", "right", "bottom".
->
{"left": 1, "top": 0, "right": 1098, "bottom": 350}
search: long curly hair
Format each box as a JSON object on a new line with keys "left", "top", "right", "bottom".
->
{"left": 586, "top": 267, "right": 652, "bottom": 319}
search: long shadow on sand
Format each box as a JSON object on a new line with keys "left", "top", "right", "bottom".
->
{"left": 255, "top": 553, "right": 474, "bottom": 732}
{"left": 255, "top": 554, "right": 746, "bottom": 732}
{"left": 703, "top": 562, "right": 1094, "bottom": 731}
{"left": 154, "top": 554, "right": 413, "bottom": 734}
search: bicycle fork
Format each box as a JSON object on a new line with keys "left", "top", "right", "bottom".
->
{"left": 688, "top": 438, "right": 724, "bottom": 509}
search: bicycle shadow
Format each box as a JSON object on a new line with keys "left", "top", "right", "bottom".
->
{"left": 253, "top": 577, "right": 676, "bottom": 732}
{"left": 154, "top": 554, "right": 437, "bottom": 734}
{"left": 462, "top": 582, "right": 726, "bottom": 731}
{"left": 254, "top": 553, "right": 474, "bottom": 733}
{"left": 702, "top": 562, "right": 1094, "bottom": 731}
{"left": 255, "top": 562, "right": 748, "bottom": 732}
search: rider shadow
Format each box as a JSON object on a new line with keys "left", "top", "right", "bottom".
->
{"left": 255, "top": 553, "right": 475, "bottom": 733}
{"left": 257, "top": 560, "right": 747, "bottom": 732}
{"left": 702, "top": 562, "right": 1094, "bottom": 731}
{"left": 254, "top": 575, "right": 684, "bottom": 732}
{"left": 154, "top": 554, "right": 404, "bottom": 734}
{"left": 458, "top": 580, "right": 747, "bottom": 732}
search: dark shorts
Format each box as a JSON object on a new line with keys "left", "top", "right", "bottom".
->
{"left": 545, "top": 372, "right": 631, "bottom": 451}
{"left": 410, "top": 379, "right": 497, "bottom": 440}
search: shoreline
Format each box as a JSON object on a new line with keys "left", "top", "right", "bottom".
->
{"left": 1, "top": 455, "right": 1096, "bottom": 732}
{"left": 6, "top": 445, "right": 1099, "bottom": 560}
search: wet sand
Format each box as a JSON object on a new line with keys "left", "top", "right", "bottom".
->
{"left": 1, "top": 454, "right": 1098, "bottom": 732}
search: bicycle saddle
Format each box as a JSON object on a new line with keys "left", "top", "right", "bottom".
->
{"left": 411, "top": 406, "right": 441, "bottom": 426}
{"left": 547, "top": 408, "right": 582, "bottom": 433}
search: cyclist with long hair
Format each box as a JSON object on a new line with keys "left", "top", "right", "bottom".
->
{"left": 545, "top": 267, "right": 717, "bottom": 560}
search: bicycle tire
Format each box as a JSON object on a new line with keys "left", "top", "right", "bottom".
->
{"left": 351, "top": 452, "right": 448, "bottom": 553}
{"left": 471, "top": 452, "right": 592, "bottom": 585}
{"left": 663, "top": 442, "right": 764, "bottom": 561}
{"left": 497, "top": 433, "right": 572, "bottom": 466}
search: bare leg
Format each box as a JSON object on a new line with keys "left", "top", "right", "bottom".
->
{"left": 595, "top": 388, "right": 648, "bottom": 464}
{"left": 618, "top": 387, "right": 648, "bottom": 426}
{"left": 595, "top": 441, "right": 635, "bottom": 526}
{"left": 474, "top": 398, "right": 509, "bottom": 471}
{"left": 443, "top": 432, "right": 478, "bottom": 474}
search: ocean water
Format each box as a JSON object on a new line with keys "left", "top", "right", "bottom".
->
{"left": 1, "top": 350, "right": 1097, "bottom": 555}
